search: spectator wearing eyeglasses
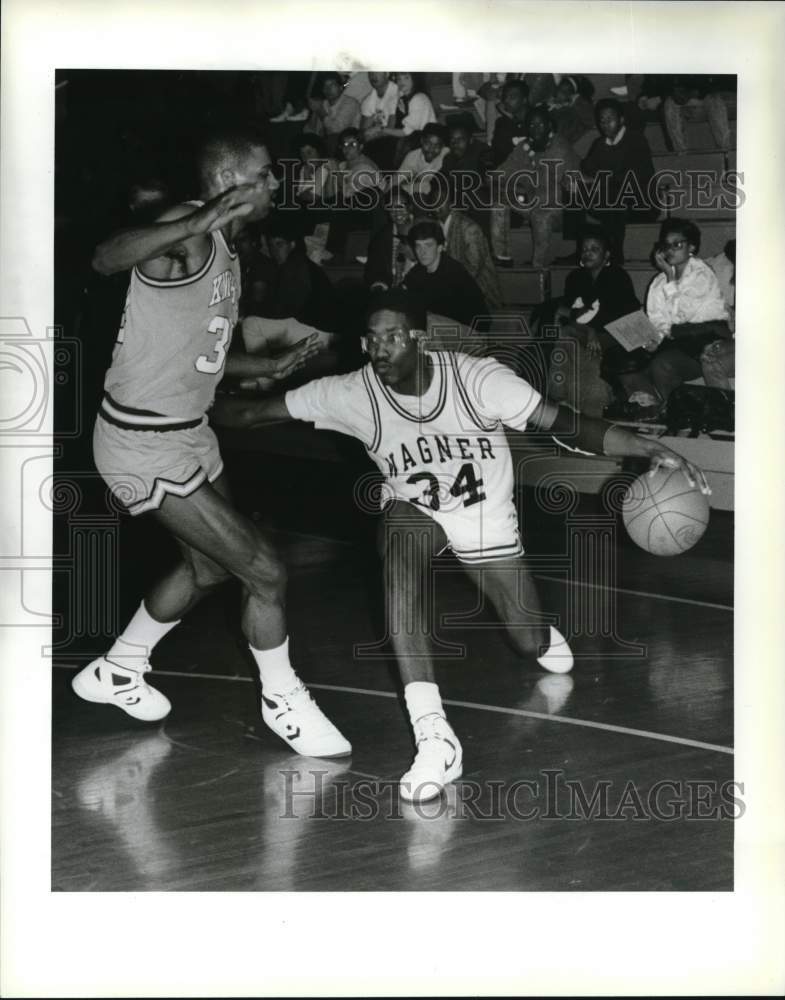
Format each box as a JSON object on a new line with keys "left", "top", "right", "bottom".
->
{"left": 606, "top": 218, "right": 732, "bottom": 418}
{"left": 323, "top": 128, "right": 382, "bottom": 263}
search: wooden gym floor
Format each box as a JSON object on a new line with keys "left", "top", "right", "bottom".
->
{"left": 51, "top": 447, "right": 734, "bottom": 892}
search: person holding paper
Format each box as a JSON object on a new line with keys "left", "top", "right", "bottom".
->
{"left": 610, "top": 218, "right": 732, "bottom": 417}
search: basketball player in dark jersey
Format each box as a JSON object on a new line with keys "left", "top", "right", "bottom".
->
{"left": 213, "top": 289, "right": 711, "bottom": 801}
{"left": 72, "top": 126, "right": 351, "bottom": 759}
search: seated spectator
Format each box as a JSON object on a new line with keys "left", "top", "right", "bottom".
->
{"left": 259, "top": 213, "right": 341, "bottom": 333}
{"left": 429, "top": 182, "right": 503, "bottom": 311}
{"left": 606, "top": 218, "right": 732, "bottom": 418}
{"left": 440, "top": 122, "right": 494, "bottom": 190}
{"left": 360, "top": 71, "right": 400, "bottom": 169}
{"left": 477, "top": 73, "right": 523, "bottom": 145}
{"left": 663, "top": 74, "right": 733, "bottom": 154}
{"left": 323, "top": 128, "right": 383, "bottom": 261}
{"left": 547, "top": 75, "right": 596, "bottom": 155}
{"left": 578, "top": 98, "right": 658, "bottom": 262}
{"left": 364, "top": 187, "right": 417, "bottom": 292}
{"left": 403, "top": 219, "right": 488, "bottom": 327}
{"left": 546, "top": 227, "right": 640, "bottom": 416}
{"left": 308, "top": 72, "right": 362, "bottom": 156}
{"left": 488, "top": 79, "right": 530, "bottom": 265}
{"left": 496, "top": 105, "right": 580, "bottom": 268}
{"left": 397, "top": 123, "right": 449, "bottom": 199}
{"left": 363, "top": 73, "right": 436, "bottom": 165}
{"left": 292, "top": 132, "right": 338, "bottom": 208}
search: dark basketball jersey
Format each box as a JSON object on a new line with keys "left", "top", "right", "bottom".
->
{"left": 102, "top": 223, "right": 241, "bottom": 429}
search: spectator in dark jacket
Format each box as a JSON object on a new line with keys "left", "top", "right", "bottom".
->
{"left": 577, "top": 98, "right": 658, "bottom": 261}
{"left": 403, "top": 219, "right": 488, "bottom": 328}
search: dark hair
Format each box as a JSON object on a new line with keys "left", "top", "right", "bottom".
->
{"left": 421, "top": 122, "right": 448, "bottom": 143}
{"left": 594, "top": 98, "right": 625, "bottom": 126}
{"left": 297, "top": 132, "right": 327, "bottom": 158}
{"left": 408, "top": 219, "right": 445, "bottom": 247}
{"left": 396, "top": 72, "right": 429, "bottom": 98}
{"left": 197, "top": 124, "right": 268, "bottom": 190}
{"left": 322, "top": 72, "right": 344, "bottom": 91}
{"left": 365, "top": 288, "right": 427, "bottom": 333}
{"left": 338, "top": 126, "right": 362, "bottom": 146}
{"left": 525, "top": 104, "right": 555, "bottom": 133}
{"left": 658, "top": 217, "right": 702, "bottom": 254}
{"left": 502, "top": 78, "right": 529, "bottom": 101}
{"left": 578, "top": 226, "right": 612, "bottom": 254}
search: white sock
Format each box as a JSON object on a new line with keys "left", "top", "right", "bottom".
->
{"left": 251, "top": 637, "right": 299, "bottom": 693}
{"left": 404, "top": 681, "right": 445, "bottom": 725}
{"left": 106, "top": 602, "right": 180, "bottom": 670}
{"left": 537, "top": 625, "right": 574, "bottom": 674}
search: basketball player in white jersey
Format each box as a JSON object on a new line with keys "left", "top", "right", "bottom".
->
{"left": 213, "top": 288, "right": 710, "bottom": 802}
{"left": 71, "top": 126, "right": 351, "bottom": 759}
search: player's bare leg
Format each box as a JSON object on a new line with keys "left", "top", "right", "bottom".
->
{"left": 380, "top": 501, "right": 462, "bottom": 803}
{"left": 463, "top": 556, "right": 573, "bottom": 673}
{"left": 73, "top": 476, "right": 350, "bottom": 757}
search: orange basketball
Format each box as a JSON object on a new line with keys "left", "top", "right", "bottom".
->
{"left": 621, "top": 466, "right": 710, "bottom": 556}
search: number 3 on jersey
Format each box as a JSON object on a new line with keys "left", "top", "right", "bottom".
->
{"left": 195, "top": 316, "right": 231, "bottom": 374}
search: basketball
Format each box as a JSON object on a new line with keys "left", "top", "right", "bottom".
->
{"left": 622, "top": 466, "right": 710, "bottom": 556}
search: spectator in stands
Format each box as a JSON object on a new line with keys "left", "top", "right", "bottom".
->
{"left": 398, "top": 123, "right": 449, "bottom": 199}
{"left": 292, "top": 132, "right": 338, "bottom": 208}
{"left": 260, "top": 212, "right": 341, "bottom": 333}
{"left": 607, "top": 218, "right": 732, "bottom": 417}
{"left": 440, "top": 121, "right": 494, "bottom": 189}
{"left": 429, "top": 181, "right": 503, "bottom": 311}
{"left": 489, "top": 79, "right": 530, "bottom": 266}
{"left": 269, "top": 71, "right": 316, "bottom": 123}
{"left": 663, "top": 75, "right": 733, "bottom": 154}
{"left": 363, "top": 73, "right": 436, "bottom": 165}
{"left": 360, "top": 71, "right": 400, "bottom": 169}
{"left": 404, "top": 219, "right": 488, "bottom": 327}
{"left": 308, "top": 72, "right": 362, "bottom": 156}
{"left": 364, "top": 186, "right": 417, "bottom": 292}
{"left": 548, "top": 75, "right": 596, "bottom": 155}
{"left": 496, "top": 105, "right": 580, "bottom": 268}
{"left": 235, "top": 224, "right": 275, "bottom": 316}
{"left": 700, "top": 238, "right": 735, "bottom": 389}
{"left": 477, "top": 73, "right": 522, "bottom": 145}
{"left": 579, "top": 98, "right": 658, "bottom": 262}
{"left": 547, "top": 227, "right": 641, "bottom": 416}
{"left": 323, "top": 128, "right": 383, "bottom": 263}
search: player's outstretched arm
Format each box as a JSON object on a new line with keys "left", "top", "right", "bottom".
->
{"left": 225, "top": 333, "right": 322, "bottom": 388}
{"left": 210, "top": 393, "right": 293, "bottom": 430}
{"left": 528, "top": 399, "right": 711, "bottom": 495}
{"left": 91, "top": 187, "right": 260, "bottom": 275}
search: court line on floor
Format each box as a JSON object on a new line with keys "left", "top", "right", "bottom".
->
{"left": 280, "top": 529, "right": 734, "bottom": 612}
{"left": 55, "top": 665, "right": 733, "bottom": 756}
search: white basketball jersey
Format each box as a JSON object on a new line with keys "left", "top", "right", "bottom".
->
{"left": 101, "top": 224, "right": 240, "bottom": 429}
{"left": 362, "top": 351, "right": 519, "bottom": 536}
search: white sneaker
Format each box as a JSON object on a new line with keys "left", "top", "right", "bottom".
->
{"left": 261, "top": 682, "right": 351, "bottom": 758}
{"left": 536, "top": 625, "right": 574, "bottom": 674}
{"left": 400, "top": 713, "right": 463, "bottom": 804}
{"left": 270, "top": 102, "right": 293, "bottom": 123}
{"left": 287, "top": 108, "right": 310, "bottom": 122}
{"left": 72, "top": 657, "right": 172, "bottom": 721}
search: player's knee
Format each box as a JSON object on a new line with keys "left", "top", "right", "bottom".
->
{"left": 192, "top": 562, "right": 232, "bottom": 592}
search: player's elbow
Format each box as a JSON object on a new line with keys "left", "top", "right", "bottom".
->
{"left": 91, "top": 244, "right": 119, "bottom": 276}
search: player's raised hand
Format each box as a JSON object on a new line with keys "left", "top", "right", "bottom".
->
{"left": 237, "top": 334, "right": 322, "bottom": 391}
{"left": 642, "top": 439, "right": 712, "bottom": 495}
{"left": 185, "top": 186, "right": 259, "bottom": 235}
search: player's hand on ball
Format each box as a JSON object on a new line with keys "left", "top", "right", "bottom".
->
{"left": 643, "top": 441, "right": 711, "bottom": 495}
